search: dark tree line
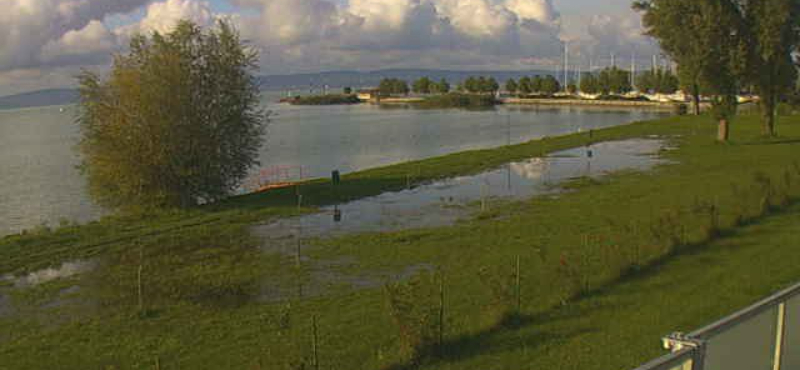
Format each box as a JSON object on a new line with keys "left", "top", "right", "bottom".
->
{"left": 411, "top": 77, "right": 451, "bottom": 94}
{"left": 378, "top": 78, "right": 410, "bottom": 96}
{"left": 578, "top": 67, "right": 632, "bottom": 95}
{"left": 636, "top": 69, "right": 680, "bottom": 94}
{"left": 461, "top": 76, "right": 500, "bottom": 94}
{"left": 505, "top": 75, "right": 561, "bottom": 96}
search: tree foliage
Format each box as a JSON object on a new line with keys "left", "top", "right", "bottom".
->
{"left": 462, "top": 76, "right": 500, "bottom": 94}
{"left": 637, "top": 69, "right": 680, "bottom": 94}
{"left": 742, "top": 0, "right": 800, "bottom": 136}
{"left": 379, "top": 78, "right": 410, "bottom": 96}
{"left": 634, "top": 0, "right": 748, "bottom": 139}
{"left": 580, "top": 73, "right": 600, "bottom": 94}
{"left": 597, "top": 67, "right": 632, "bottom": 95}
{"left": 634, "top": 0, "right": 714, "bottom": 115}
{"left": 412, "top": 77, "right": 433, "bottom": 94}
{"left": 432, "top": 78, "right": 450, "bottom": 94}
{"left": 635, "top": 0, "right": 800, "bottom": 135}
{"left": 77, "top": 20, "right": 266, "bottom": 210}
{"left": 505, "top": 79, "right": 518, "bottom": 94}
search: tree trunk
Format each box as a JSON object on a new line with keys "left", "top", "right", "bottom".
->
{"left": 718, "top": 119, "right": 730, "bottom": 142}
{"left": 692, "top": 84, "right": 701, "bottom": 115}
{"left": 763, "top": 93, "right": 776, "bottom": 137}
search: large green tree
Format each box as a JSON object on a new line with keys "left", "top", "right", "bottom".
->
{"left": 635, "top": 0, "right": 747, "bottom": 141}
{"left": 634, "top": 0, "right": 709, "bottom": 115}
{"left": 742, "top": 0, "right": 800, "bottom": 136}
{"left": 77, "top": 20, "right": 266, "bottom": 209}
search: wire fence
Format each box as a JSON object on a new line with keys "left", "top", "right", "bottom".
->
{"left": 632, "top": 281, "right": 800, "bottom": 370}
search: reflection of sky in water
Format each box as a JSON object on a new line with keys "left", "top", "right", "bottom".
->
{"left": 0, "top": 95, "right": 666, "bottom": 236}
{"left": 253, "top": 139, "right": 671, "bottom": 253}
{"left": 2, "top": 260, "right": 94, "bottom": 288}
{"left": 255, "top": 93, "right": 668, "bottom": 182}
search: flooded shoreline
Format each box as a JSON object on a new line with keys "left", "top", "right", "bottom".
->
{"left": 253, "top": 138, "right": 674, "bottom": 253}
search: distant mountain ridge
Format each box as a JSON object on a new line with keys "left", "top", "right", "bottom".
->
{"left": 0, "top": 69, "right": 559, "bottom": 110}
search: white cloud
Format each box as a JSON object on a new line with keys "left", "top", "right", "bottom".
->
{"left": 232, "top": 0, "right": 564, "bottom": 73}
{"left": 505, "top": 0, "right": 559, "bottom": 25}
{"left": 0, "top": 0, "right": 664, "bottom": 96}
{"left": 132, "top": 0, "right": 216, "bottom": 34}
{"left": 0, "top": 0, "right": 151, "bottom": 71}
{"left": 40, "top": 20, "right": 118, "bottom": 64}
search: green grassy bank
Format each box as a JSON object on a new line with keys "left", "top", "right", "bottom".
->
{"left": 1, "top": 113, "right": 800, "bottom": 369}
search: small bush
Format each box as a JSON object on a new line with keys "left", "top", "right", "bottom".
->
{"left": 384, "top": 272, "right": 440, "bottom": 363}
{"left": 648, "top": 209, "right": 683, "bottom": 254}
{"left": 477, "top": 262, "right": 520, "bottom": 323}
{"left": 691, "top": 199, "right": 720, "bottom": 239}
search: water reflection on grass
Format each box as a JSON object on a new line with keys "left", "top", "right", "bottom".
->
{"left": 253, "top": 138, "right": 673, "bottom": 250}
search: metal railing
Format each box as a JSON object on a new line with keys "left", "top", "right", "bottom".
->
{"left": 632, "top": 281, "right": 800, "bottom": 370}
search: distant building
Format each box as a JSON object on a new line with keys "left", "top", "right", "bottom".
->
{"left": 357, "top": 89, "right": 379, "bottom": 101}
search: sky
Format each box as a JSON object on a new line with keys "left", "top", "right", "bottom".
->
{"left": 0, "top": 0, "right": 660, "bottom": 96}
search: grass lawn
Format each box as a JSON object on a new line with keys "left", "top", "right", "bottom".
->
{"left": 1, "top": 111, "right": 799, "bottom": 369}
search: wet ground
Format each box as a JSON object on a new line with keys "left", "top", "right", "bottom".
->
{"left": 260, "top": 258, "right": 434, "bottom": 302}
{"left": 252, "top": 138, "right": 673, "bottom": 253}
{"left": 0, "top": 260, "right": 94, "bottom": 319}
{"left": 1, "top": 260, "right": 95, "bottom": 288}
{"left": 0, "top": 139, "right": 675, "bottom": 309}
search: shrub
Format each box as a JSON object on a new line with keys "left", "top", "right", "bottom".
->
{"left": 77, "top": 21, "right": 266, "bottom": 209}
{"left": 384, "top": 273, "right": 440, "bottom": 363}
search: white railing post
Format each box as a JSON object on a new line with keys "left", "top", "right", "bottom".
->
{"left": 773, "top": 302, "right": 787, "bottom": 370}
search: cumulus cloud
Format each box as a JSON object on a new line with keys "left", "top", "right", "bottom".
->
{"left": 0, "top": 0, "right": 151, "bottom": 71}
{"left": 586, "top": 14, "right": 655, "bottom": 57}
{"left": 127, "top": 0, "right": 216, "bottom": 35}
{"left": 0, "top": 0, "right": 664, "bottom": 96}
{"left": 231, "top": 0, "right": 564, "bottom": 73}
{"left": 40, "top": 20, "right": 118, "bottom": 65}
{"left": 560, "top": 11, "right": 659, "bottom": 70}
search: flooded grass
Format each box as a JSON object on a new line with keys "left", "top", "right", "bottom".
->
{"left": 252, "top": 139, "right": 671, "bottom": 245}
{"left": 2, "top": 114, "right": 800, "bottom": 369}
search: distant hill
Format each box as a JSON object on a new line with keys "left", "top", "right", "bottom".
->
{"left": 0, "top": 69, "right": 559, "bottom": 109}
{"left": 258, "top": 68, "right": 557, "bottom": 93}
{"left": 0, "top": 89, "right": 79, "bottom": 110}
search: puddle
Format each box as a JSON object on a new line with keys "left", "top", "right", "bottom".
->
{"left": 2, "top": 260, "right": 95, "bottom": 288}
{"left": 253, "top": 138, "right": 671, "bottom": 252}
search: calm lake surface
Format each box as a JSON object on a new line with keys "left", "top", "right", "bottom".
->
{"left": 0, "top": 93, "right": 667, "bottom": 236}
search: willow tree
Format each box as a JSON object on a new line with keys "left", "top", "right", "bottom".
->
{"left": 77, "top": 20, "right": 267, "bottom": 210}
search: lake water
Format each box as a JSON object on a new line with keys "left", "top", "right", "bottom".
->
{"left": 0, "top": 93, "right": 667, "bottom": 236}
